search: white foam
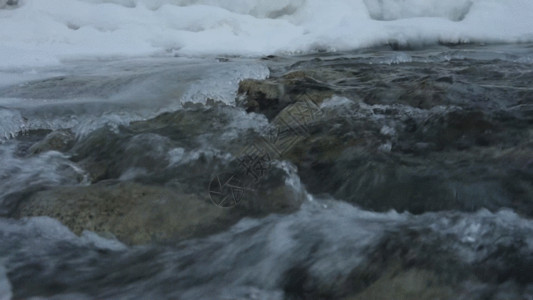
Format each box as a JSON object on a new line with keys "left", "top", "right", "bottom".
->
{"left": 0, "top": 143, "right": 88, "bottom": 204}
{"left": 0, "top": 216, "right": 127, "bottom": 251}
{"left": 1, "top": 0, "right": 532, "bottom": 68}
{"left": 79, "top": 230, "right": 127, "bottom": 251}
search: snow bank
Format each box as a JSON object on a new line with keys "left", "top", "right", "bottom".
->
{"left": 0, "top": 0, "right": 532, "bottom": 68}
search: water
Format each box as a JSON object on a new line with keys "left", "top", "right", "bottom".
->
{"left": 0, "top": 43, "right": 531, "bottom": 299}
{"left": 1, "top": 1, "right": 533, "bottom": 297}
{"left": 2, "top": 202, "right": 533, "bottom": 299}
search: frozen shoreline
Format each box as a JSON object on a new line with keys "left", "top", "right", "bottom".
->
{"left": 1, "top": 0, "right": 533, "bottom": 68}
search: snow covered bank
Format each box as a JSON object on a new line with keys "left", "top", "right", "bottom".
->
{"left": 0, "top": 0, "right": 532, "bottom": 68}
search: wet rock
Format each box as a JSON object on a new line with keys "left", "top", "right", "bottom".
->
{"left": 28, "top": 129, "right": 75, "bottom": 154}
{"left": 13, "top": 163, "right": 304, "bottom": 245}
{"left": 268, "top": 95, "right": 533, "bottom": 215}
{"left": 238, "top": 79, "right": 282, "bottom": 102}
{"left": 68, "top": 105, "right": 269, "bottom": 186}
{"left": 237, "top": 72, "right": 334, "bottom": 119}
{"left": 70, "top": 128, "right": 127, "bottom": 182}
{"left": 128, "top": 105, "right": 234, "bottom": 142}
{"left": 70, "top": 126, "right": 229, "bottom": 187}
{"left": 234, "top": 166, "right": 306, "bottom": 216}
{"left": 14, "top": 182, "right": 232, "bottom": 245}
{"left": 396, "top": 78, "right": 449, "bottom": 109}
{"left": 79, "top": 159, "right": 109, "bottom": 183}
{"left": 293, "top": 138, "right": 532, "bottom": 216}
{"left": 253, "top": 63, "right": 530, "bottom": 216}
{"left": 415, "top": 110, "right": 496, "bottom": 150}
{"left": 344, "top": 268, "right": 455, "bottom": 300}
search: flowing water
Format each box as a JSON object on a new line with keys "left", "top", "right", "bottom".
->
{"left": 1, "top": 1, "right": 533, "bottom": 299}
{"left": 0, "top": 44, "right": 532, "bottom": 299}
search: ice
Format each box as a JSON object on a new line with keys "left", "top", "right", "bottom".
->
{"left": 0, "top": 58, "right": 269, "bottom": 139}
{"left": 1, "top": 0, "right": 532, "bottom": 68}
{"left": 0, "top": 108, "right": 26, "bottom": 140}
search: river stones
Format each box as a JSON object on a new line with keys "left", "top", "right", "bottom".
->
{"left": 13, "top": 171, "right": 304, "bottom": 245}
{"left": 237, "top": 60, "right": 533, "bottom": 216}
{"left": 14, "top": 182, "right": 232, "bottom": 245}
{"left": 10, "top": 51, "right": 533, "bottom": 246}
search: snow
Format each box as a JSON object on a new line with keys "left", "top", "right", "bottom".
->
{"left": 0, "top": 0, "right": 532, "bottom": 68}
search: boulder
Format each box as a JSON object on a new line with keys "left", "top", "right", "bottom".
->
{"left": 14, "top": 182, "right": 232, "bottom": 245}
{"left": 14, "top": 173, "right": 305, "bottom": 245}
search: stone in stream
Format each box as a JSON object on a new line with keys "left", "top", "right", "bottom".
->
{"left": 28, "top": 129, "right": 75, "bottom": 155}
{"left": 9, "top": 103, "right": 305, "bottom": 246}
{"left": 13, "top": 178, "right": 304, "bottom": 245}
{"left": 70, "top": 104, "right": 256, "bottom": 184}
{"left": 14, "top": 182, "right": 228, "bottom": 245}
{"left": 238, "top": 70, "right": 334, "bottom": 120}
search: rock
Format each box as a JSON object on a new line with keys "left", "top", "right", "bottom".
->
{"left": 13, "top": 173, "right": 304, "bottom": 245}
{"left": 396, "top": 79, "right": 448, "bottom": 109}
{"left": 272, "top": 96, "right": 325, "bottom": 130}
{"left": 28, "top": 129, "right": 75, "bottom": 154}
{"left": 238, "top": 79, "right": 288, "bottom": 119}
{"left": 237, "top": 72, "right": 334, "bottom": 120}
{"left": 14, "top": 182, "right": 232, "bottom": 245}
{"left": 238, "top": 79, "right": 282, "bottom": 102}
{"left": 344, "top": 268, "right": 455, "bottom": 300}
{"left": 78, "top": 159, "right": 109, "bottom": 183}
{"left": 272, "top": 97, "right": 533, "bottom": 215}
{"left": 234, "top": 166, "right": 306, "bottom": 216}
